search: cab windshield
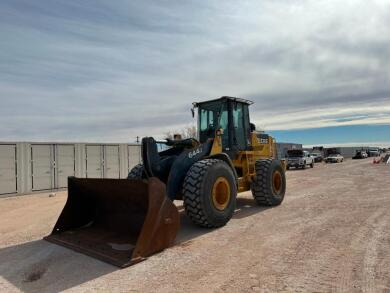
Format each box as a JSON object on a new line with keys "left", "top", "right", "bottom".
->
{"left": 198, "top": 101, "right": 228, "bottom": 145}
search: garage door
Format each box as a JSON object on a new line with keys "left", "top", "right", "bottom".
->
{"left": 56, "top": 145, "right": 75, "bottom": 188}
{"left": 0, "top": 144, "right": 17, "bottom": 195}
{"left": 32, "top": 144, "right": 53, "bottom": 191}
{"left": 104, "top": 145, "right": 120, "bottom": 178}
{"left": 86, "top": 145, "right": 103, "bottom": 178}
{"left": 128, "top": 145, "right": 141, "bottom": 170}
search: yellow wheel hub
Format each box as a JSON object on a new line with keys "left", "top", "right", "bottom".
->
{"left": 212, "top": 177, "right": 231, "bottom": 211}
{"left": 272, "top": 170, "right": 283, "bottom": 194}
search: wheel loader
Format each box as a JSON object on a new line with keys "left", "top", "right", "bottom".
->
{"left": 45, "top": 96, "right": 286, "bottom": 267}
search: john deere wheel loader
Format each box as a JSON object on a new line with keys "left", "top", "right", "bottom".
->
{"left": 45, "top": 96, "right": 286, "bottom": 267}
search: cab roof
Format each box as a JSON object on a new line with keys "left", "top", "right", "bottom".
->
{"left": 193, "top": 96, "right": 253, "bottom": 107}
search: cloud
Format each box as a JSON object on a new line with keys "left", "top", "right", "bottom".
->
{"left": 0, "top": 0, "right": 389, "bottom": 143}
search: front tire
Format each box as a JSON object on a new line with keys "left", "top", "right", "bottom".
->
{"left": 251, "top": 159, "right": 286, "bottom": 206}
{"left": 310, "top": 162, "right": 314, "bottom": 168}
{"left": 127, "top": 164, "right": 145, "bottom": 179}
{"left": 182, "top": 159, "right": 237, "bottom": 228}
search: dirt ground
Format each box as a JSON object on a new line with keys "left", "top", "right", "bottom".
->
{"left": 0, "top": 159, "right": 389, "bottom": 292}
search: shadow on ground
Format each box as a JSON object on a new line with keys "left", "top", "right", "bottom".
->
{"left": 176, "top": 196, "right": 269, "bottom": 242}
{"left": 0, "top": 196, "right": 267, "bottom": 292}
{"left": 0, "top": 239, "right": 115, "bottom": 293}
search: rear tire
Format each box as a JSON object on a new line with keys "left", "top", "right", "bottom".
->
{"left": 127, "top": 164, "right": 145, "bottom": 179}
{"left": 251, "top": 159, "right": 286, "bottom": 206}
{"left": 182, "top": 159, "right": 237, "bottom": 228}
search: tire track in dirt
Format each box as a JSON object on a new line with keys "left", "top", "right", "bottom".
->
{"left": 336, "top": 209, "right": 386, "bottom": 292}
{"left": 362, "top": 210, "right": 389, "bottom": 293}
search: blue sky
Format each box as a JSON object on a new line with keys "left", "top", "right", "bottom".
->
{"left": 270, "top": 125, "right": 390, "bottom": 147}
{"left": 0, "top": 1, "right": 390, "bottom": 145}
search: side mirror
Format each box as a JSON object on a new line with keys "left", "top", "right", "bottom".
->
{"left": 250, "top": 123, "right": 256, "bottom": 132}
{"left": 191, "top": 108, "right": 195, "bottom": 118}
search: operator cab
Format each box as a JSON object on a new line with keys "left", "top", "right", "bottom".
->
{"left": 193, "top": 96, "right": 253, "bottom": 158}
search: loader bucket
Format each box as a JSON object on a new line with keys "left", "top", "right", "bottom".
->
{"left": 44, "top": 177, "right": 180, "bottom": 268}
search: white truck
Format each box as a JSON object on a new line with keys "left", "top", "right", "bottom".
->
{"left": 286, "top": 150, "right": 314, "bottom": 170}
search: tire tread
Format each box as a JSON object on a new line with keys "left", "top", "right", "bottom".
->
{"left": 251, "top": 159, "right": 285, "bottom": 206}
{"left": 183, "top": 159, "right": 235, "bottom": 228}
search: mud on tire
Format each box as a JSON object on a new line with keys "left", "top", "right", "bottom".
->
{"left": 251, "top": 159, "right": 286, "bottom": 206}
{"left": 182, "top": 159, "right": 237, "bottom": 228}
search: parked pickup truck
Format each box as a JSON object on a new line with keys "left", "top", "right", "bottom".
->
{"left": 368, "top": 149, "right": 380, "bottom": 157}
{"left": 325, "top": 153, "right": 344, "bottom": 163}
{"left": 352, "top": 151, "right": 368, "bottom": 159}
{"left": 309, "top": 152, "right": 323, "bottom": 162}
{"left": 286, "top": 150, "right": 314, "bottom": 169}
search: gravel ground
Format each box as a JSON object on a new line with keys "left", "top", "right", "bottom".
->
{"left": 0, "top": 159, "right": 389, "bottom": 292}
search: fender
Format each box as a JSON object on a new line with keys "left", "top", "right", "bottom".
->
{"left": 166, "top": 146, "right": 238, "bottom": 200}
{"left": 205, "top": 153, "right": 238, "bottom": 185}
{"left": 166, "top": 140, "right": 213, "bottom": 200}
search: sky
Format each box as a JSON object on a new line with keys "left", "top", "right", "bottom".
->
{"left": 1, "top": 0, "right": 390, "bottom": 146}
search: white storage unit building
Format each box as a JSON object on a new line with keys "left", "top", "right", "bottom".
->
{"left": 0, "top": 144, "right": 17, "bottom": 195}
{"left": 104, "top": 145, "right": 120, "bottom": 178}
{"left": 56, "top": 144, "right": 75, "bottom": 188}
{"left": 30, "top": 144, "right": 76, "bottom": 191}
{"left": 0, "top": 142, "right": 141, "bottom": 197}
{"left": 128, "top": 144, "right": 142, "bottom": 171}
{"left": 31, "top": 144, "right": 54, "bottom": 191}
{"left": 85, "top": 144, "right": 122, "bottom": 179}
{"left": 86, "top": 145, "right": 104, "bottom": 178}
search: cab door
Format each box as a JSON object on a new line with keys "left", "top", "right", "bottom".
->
{"left": 230, "top": 101, "right": 251, "bottom": 151}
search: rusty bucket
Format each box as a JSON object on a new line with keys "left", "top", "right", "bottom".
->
{"left": 44, "top": 177, "right": 180, "bottom": 268}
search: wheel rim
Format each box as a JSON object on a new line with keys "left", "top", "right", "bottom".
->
{"left": 212, "top": 177, "right": 231, "bottom": 211}
{"left": 272, "top": 171, "right": 283, "bottom": 194}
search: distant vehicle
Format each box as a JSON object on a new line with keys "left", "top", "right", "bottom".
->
{"left": 325, "top": 153, "right": 344, "bottom": 163}
{"left": 309, "top": 153, "right": 323, "bottom": 162}
{"left": 352, "top": 151, "right": 368, "bottom": 159}
{"left": 368, "top": 149, "right": 380, "bottom": 157}
{"left": 287, "top": 150, "right": 314, "bottom": 169}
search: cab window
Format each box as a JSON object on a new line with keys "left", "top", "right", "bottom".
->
{"left": 200, "top": 109, "right": 215, "bottom": 132}
{"left": 232, "top": 103, "right": 248, "bottom": 150}
{"left": 198, "top": 102, "right": 229, "bottom": 145}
